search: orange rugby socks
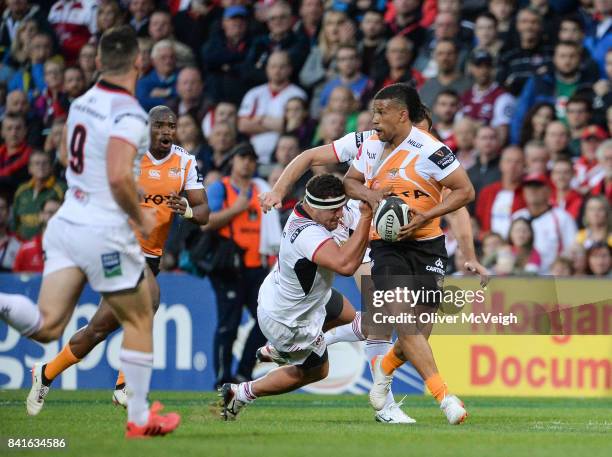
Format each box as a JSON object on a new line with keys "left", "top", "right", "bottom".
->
{"left": 115, "top": 371, "right": 126, "bottom": 388}
{"left": 379, "top": 349, "right": 404, "bottom": 375}
{"left": 44, "top": 344, "right": 80, "bottom": 381}
{"left": 425, "top": 372, "right": 448, "bottom": 403}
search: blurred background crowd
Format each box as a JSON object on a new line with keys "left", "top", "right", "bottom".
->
{"left": 0, "top": 0, "right": 610, "bottom": 278}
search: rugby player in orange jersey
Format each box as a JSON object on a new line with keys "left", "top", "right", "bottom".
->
{"left": 27, "top": 105, "right": 209, "bottom": 415}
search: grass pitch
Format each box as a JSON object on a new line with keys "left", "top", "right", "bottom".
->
{"left": 0, "top": 390, "right": 610, "bottom": 457}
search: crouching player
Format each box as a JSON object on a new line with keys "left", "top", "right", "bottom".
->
{"left": 26, "top": 105, "right": 209, "bottom": 415}
{"left": 220, "top": 174, "right": 371, "bottom": 420}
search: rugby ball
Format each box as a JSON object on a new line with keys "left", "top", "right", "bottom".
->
{"left": 374, "top": 197, "right": 410, "bottom": 242}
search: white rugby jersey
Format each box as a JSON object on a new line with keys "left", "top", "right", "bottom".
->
{"left": 57, "top": 80, "right": 149, "bottom": 227}
{"left": 259, "top": 203, "right": 335, "bottom": 327}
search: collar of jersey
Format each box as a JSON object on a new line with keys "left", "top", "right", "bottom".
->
{"left": 96, "top": 79, "right": 131, "bottom": 95}
{"left": 294, "top": 202, "right": 313, "bottom": 221}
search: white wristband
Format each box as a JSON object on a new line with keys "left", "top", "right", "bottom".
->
{"left": 181, "top": 197, "right": 193, "bottom": 219}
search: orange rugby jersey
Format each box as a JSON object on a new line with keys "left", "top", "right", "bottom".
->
{"left": 137, "top": 144, "right": 203, "bottom": 256}
{"left": 352, "top": 127, "right": 460, "bottom": 240}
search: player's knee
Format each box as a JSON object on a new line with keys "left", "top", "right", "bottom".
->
{"left": 33, "top": 325, "right": 63, "bottom": 343}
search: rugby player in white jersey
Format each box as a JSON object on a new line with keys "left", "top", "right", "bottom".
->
{"left": 0, "top": 26, "right": 180, "bottom": 438}
{"left": 220, "top": 174, "right": 372, "bottom": 420}
{"left": 259, "top": 90, "right": 487, "bottom": 424}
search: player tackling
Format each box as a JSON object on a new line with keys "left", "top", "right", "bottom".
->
{"left": 0, "top": 26, "right": 181, "bottom": 438}
{"left": 220, "top": 174, "right": 372, "bottom": 420}
{"left": 25, "top": 105, "right": 209, "bottom": 413}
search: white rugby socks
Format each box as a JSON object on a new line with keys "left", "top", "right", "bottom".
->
{"left": 120, "top": 348, "right": 153, "bottom": 426}
{"left": 0, "top": 293, "right": 42, "bottom": 336}
{"left": 324, "top": 312, "right": 365, "bottom": 345}
{"left": 365, "top": 339, "right": 395, "bottom": 408}
{"left": 236, "top": 381, "right": 257, "bottom": 403}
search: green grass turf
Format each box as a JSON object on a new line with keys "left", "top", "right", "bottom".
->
{"left": 0, "top": 390, "right": 610, "bottom": 457}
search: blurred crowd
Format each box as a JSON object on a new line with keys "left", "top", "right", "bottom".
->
{"left": 0, "top": 0, "right": 610, "bottom": 278}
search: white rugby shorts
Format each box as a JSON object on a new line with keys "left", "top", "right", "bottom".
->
{"left": 43, "top": 216, "right": 145, "bottom": 293}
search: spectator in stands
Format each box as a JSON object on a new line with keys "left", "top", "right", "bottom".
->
{"left": 386, "top": 0, "right": 426, "bottom": 50}
{"left": 518, "top": 102, "right": 556, "bottom": 147}
{"left": 507, "top": 217, "right": 542, "bottom": 274}
{"left": 63, "top": 66, "right": 85, "bottom": 102}
{"left": 497, "top": 8, "right": 553, "bottom": 97}
{"left": 33, "top": 60, "right": 69, "bottom": 130}
{"left": 473, "top": 12, "right": 502, "bottom": 59}
{"left": 5, "top": 17, "right": 38, "bottom": 70}
{"left": 48, "top": 0, "right": 97, "bottom": 64}
{"left": 92, "top": 0, "right": 123, "bottom": 43}
{"left": 201, "top": 5, "right": 250, "bottom": 105}
{"left": 0, "top": 194, "right": 21, "bottom": 272}
{"left": 13, "top": 197, "right": 60, "bottom": 272}
{"left": 573, "top": 125, "right": 609, "bottom": 193}
{"left": 420, "top": 39, "right": 471, "bottom": 109}
{"left": 321, "top": 86, "right": 359, "bottom": 135}
{"left": 176, "top": 113, "right": 205, "bottom": 158}
{"left": 589, "top": 139, "right": 612, "bottom": 201}
{"left": 167, "top": 67, "right": 209, "bottom": 124}
{"left": 524, "top": 140, "right": 550, "bottom": 175}
{"left": 294, "top": 0, "right": 324, "bottom": 47}
{"left": 543, "top": 120, "right": 572, "bottom": 160}
{"left": 205, "top": 142, "right": 281, "bottom": 388}
{"left": 461, "top": 50, "right": 515, "bottom": 145}
{"left": 565, "top": 95, "right": 593, "bottom": 157}
{"left": 148, "top": 10, "right": 194, "bottom": 68}
{"left": 356, "top": 109, "right": 373, "bottom": 132}
{"left": 202, "top": 101, "right": 238, "bottom": 141}
{"left": 584, "top": 0, "right": 612, "bottom": 78}
{"left": 585, "top": 242, "right": 611, "bottom": 276}
{"left": 575, "top": 196, "right": 612, "bottom": 249}
{"left": 512, "top": 41, "right": 597, "bottom": 144}
{"left": 414, "top": 11, "right": 468, "bottom": 79}
{"left": 243, "top": 1, "right": 309, "bottom": 86}
{"left": 319, "top": 44, "right": 372, "bottom": 114}
{"left": 467, "top": 126, "right": 502, "bottom": 195}
{"left": 129, "top": 0, "right": 154, "bottom": 37}
{"left": 77, "top": 43, "right": 97, "bottom": 86}
{"left": 44, "top": 118, "right": 65, "bottom": 175}
{"left": 8, "top": 31, "right": 52, "bottom": 103}
{"left": 512, "top": 173, "right": 577, "bottom": 273}
{"left": 172, "top": 0, "right": 222, "bottom": 63}
{"left": 358, "top": 9, "right": 387, "bottom": 80}
{"left": 238, "top": 50, "right": 306, "bottom": 164}
{"left": 11, "top": 149, "right": 64, "bottom": 240}
{"left": 0, "top": 1, "right": 49, "bottom": 55}
{"left": 274, "top": 134, "right": 301, "bottom": 167}
{"left": 197, "top": 121, "right": 237, "bottom": 177}
{"left": 592, "top": 49, "right": 612, "bottom": 126}
{"left": 550, "top": 257, "right": 574, "bottom": 276}
{"left": 550, "top": 157, "right": 583, "bottom": 220}
{"left": 283, "top": 96, "right": 316, "bottom": 149}
{"left": 315, "top": 111, "right": 346, "bottom": 149}
{"left": 0, "top": 114, "right": 32, "bottom": 196}
{"left": 488, "top": 0, "right": 514, "bottom": 43}
{"left": 431, "top": 89, "right": 459, "bottom": 143}
{"left": 452, "top": 117, "right": 478, "bottom": 169}
{"left": 476, "top": 145, "right": 526, "bottom": 237}
{"left": 558, "top": 14, "right": 601, "bottom": 78}
{"left": 136, "top": 39, "right": 178, "bottom": 111}
{"left": 300, "top": 10, "right": 348, "bottom": 116}
{"left": 5, "top": 89, "right": 43, "bottom": 148}
{"left": 374, "top": 35, "right": 423, "bottom": 92}
{"left": 481, "top": 232, "right": 506, "bottom": 271}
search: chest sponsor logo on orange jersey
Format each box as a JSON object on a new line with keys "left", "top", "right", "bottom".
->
{"left": 168, "top": 167, "right": 181, "bottom": 179}
{"left": 143, "top": 194, "right": 172, "bottom": 205}
{"left": 427, "top": 146, "right": 456, "bottom": 169}
{"left": 149, "top": 169, "right": 161, "bottom": 179}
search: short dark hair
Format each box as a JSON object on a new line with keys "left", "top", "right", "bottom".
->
{"left": 435, "top": 89, "right": 460, "bottom": 103}
{"left": 567, "top": 94, "right": 592, "bottom": 112}
{"left": 373, "top": 83, "right": 427, "bottom": 123}
{"left": 149, "top": 105, "right": 176, "bottom": 121}
{"left": 2, "top": 113, "right": 25, "bottom": 126}
{"left": 555, "top": 40, "right": 580, "bottom": 51}
{"left": 560, "top": 14, "right": 585, "bottom": 32}
{"left": 476, "top": 11, "right": 498, "bottom": 27}
{"left": 305, "top": 174, "right": 344, "bottom": 201}
{"left": 98, "top": 25, "right": 139, "bottom": 74}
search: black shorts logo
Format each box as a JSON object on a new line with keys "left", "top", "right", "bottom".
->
{"left": 428, "top": 146, "right": 456, "bottom": 169}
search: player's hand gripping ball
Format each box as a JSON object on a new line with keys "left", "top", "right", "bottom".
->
{"left": 374, "top": 197, "right": 411, "bottom": 242}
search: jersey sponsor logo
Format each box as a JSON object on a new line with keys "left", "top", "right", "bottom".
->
{"left": 425, "top": 257, "right": 445, "bottom": 275}
{"left": 355, "top": 132, "right": 364, "bottom": 148}
{"left": 387, "top": 167, "right": 400, "bottom": 178}
{"left": 408, "top": 139, "right": 423, "bottom": 148}
{"left": 149, "top": 169, "right": 161, "bottom": 179}
{"left": 101, "top": 252, "right": 122, "bottom": 278}
{"left": 366, "top": 148, "right": 376, "bottom": 160}
{"left": 114, "top": 112, "right": 148, "bottom": 125}
{"left": 289, "top": 222, "right": 318, "bottom": 243}
{"left": 143, "top": 194, "right": 172, "bottom": 205}
{"left": 390, "top": 189, "right": 430, "bottom": 199}
{"left": 168, "top": 167, "right": 181, "bottom": 179}
{"left": 427, "top": 146, "right": 456, "bottom": 169}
